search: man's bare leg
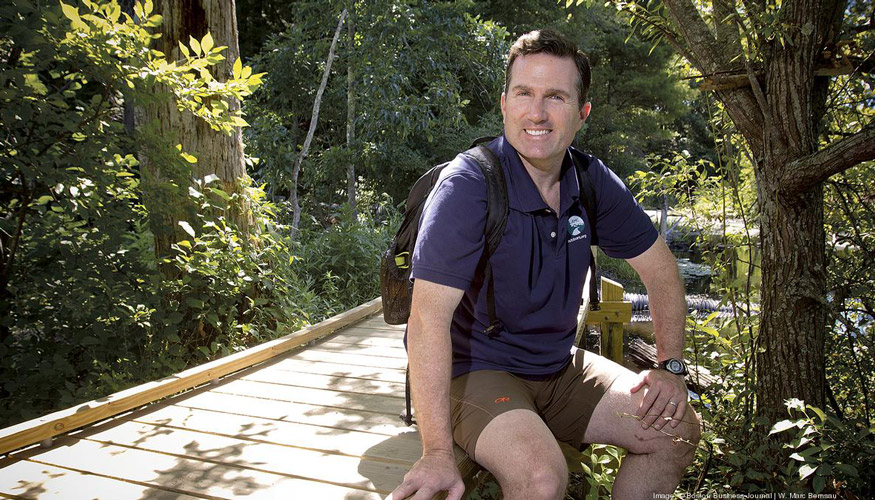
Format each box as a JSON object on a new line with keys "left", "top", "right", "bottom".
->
{"left": 584, "top": 371, "right": 702, "bottom": 499}
{"left": 473, "top": 409, "right": 568, "bottom": 500}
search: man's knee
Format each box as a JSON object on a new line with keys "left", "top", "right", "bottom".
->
{"left": 666, "top": 407, "right": 701, "bottom": 465}
{"left": 504, "top": 457, "right": 568, "bottom": 500}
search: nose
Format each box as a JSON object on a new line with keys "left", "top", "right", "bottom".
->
{"left": 526, "top": 98, "right": 548, "bottom": 123}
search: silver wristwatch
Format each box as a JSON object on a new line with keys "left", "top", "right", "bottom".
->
{"left": 658, "top": 358, "right": 688, "bottom": 376}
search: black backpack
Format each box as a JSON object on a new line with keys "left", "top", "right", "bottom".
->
{"left": 379, "top": 139, "right": 600, "bottom": 425}
{"left": 380, "top": 141, "right": 508, "bottom": 329}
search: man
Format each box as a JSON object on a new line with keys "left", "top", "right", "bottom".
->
{"left": 389, "top": 30, "right": 700, "bottom": 500}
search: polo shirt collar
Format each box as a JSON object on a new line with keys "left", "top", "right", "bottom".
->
{"left": 496, "top": 134, "right": 581, "bottom": 215}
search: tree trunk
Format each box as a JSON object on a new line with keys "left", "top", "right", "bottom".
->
{"left": 142, "top": 0, "right": 249, "bottom": 260}
{"left": 653, "top": 0, "right": 865, "bottom": 426}
{"left": 755, "top": 164, "right": 827, "bottom": 423}
{"left": 346, "top": 8, "right": 357, "bottom": 218}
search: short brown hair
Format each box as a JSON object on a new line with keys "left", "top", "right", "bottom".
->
{"left": 504, "top": 30, "right": 591, "bottom": 109}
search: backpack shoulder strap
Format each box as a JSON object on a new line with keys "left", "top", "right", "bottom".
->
{"left": 460, "top": 142, "right": 507, "bottom": 336}
{"left": 571, "top": 149, "right": 600, "bottom": 312}
{"left": 461, "top": 144, "right": 508, "bottom": 256}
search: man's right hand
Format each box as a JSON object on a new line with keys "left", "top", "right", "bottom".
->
{"left": 386, "top": 449, "right": 464, "bottom": 500}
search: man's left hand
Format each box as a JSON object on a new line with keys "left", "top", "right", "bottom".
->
{"left": 630, "top": 369, "right": 688, "bottom": 430}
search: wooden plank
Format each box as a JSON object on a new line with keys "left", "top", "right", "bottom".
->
{"left": 241, "top": 369, "right": 405, "bottom": 397}
{"left": 258, "top": 357, "right": 406, "bottom": 384}
{"left": 291, "top": 349, "right": 409, "bottom": 370}
{"left": 175, "top": 391, "right": 409, "bottom": 436}
{"left": 322, "top": 332, "right": 406, "bottom": 348}
{"left": 328, "top": 326, "right": 405, "bottom": 339}
{"left": 17, "top": 437, "right": 383, "bottom": 500}
{"left": 211, "top": 378, "right": 404, "bottom": 414}
{"left": 600, "top": 276, "right": 625, "bottom": 302}
{"left": 0, "top": 460, "right": 204, "bottom": 500}
{"left": 356, "top": 317, "right": 407, "bottom": 332}
{"left": 585, "top": 301, "right": 633, "bottom": 324}
{"left": 74, "top": 419, "right": 412, "bottom": 493}
{"left": 0, "top": 298, "right": 383, "bottom": 456}
{"left": 313, "top": 342, "right": 408, "bottom": 359}
{"left": 601, "top": 320, "right": 624, "bottom": 363}
{"left": 130, "top": 405, "right": 425, "bottom": 463}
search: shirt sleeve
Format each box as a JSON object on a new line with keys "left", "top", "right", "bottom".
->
{"left": 590, "top": 158, "right": 658, "bottom": 259}
{"left": 410, "top": 156, "right": 487, "bottom": 291}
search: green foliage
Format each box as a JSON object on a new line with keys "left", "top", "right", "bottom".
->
{"left": 0, "top": 0, "right": 293, "bottom": 427}
{"left": 770, "top": 399, "right": 874, "bottom": 495}
{"left": 245, "top": 0, "right": 510, "bottom": 206}
{"left": 294, "top": 198, "right": 398, "bottom": 318}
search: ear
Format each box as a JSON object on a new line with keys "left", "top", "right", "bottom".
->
{"left": 500, "top": 92, "right": 507, "bottom": 121}
{"left": 579, "top": 101, "right": 591, "bottom": 123}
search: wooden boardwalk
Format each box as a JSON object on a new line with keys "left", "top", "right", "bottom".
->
{"left": 0, "top": 301, "right": 465, "bottom": 499}
{"left": 0, "top": 280, "right": 638, "bottom": 499}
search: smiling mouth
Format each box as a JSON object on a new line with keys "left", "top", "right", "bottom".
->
{"left": 525, "top": 129, "right": 551, "bottom": 136}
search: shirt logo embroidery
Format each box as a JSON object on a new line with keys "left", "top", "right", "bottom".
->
{"left": 567, "top": 215, "right": 587, "bottom": 243}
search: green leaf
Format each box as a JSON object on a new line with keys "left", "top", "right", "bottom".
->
{"left": 180, "top": 152, "right": 197, "bottom": 163}
{"left": 24, "top": 74, "right": 48, "bottom": 95}
{"left": 769, "top": 420, "right": 798, "bottom": 434}
{"left": 799, "top": 464, "right": 817, "bottom": 480}
{"left": 813, "top": 474, "right": 825, "bottom": 493}
{"left": 201, "top": 32, "right": 214, "bottom": 53}
{"left": 834, "top": 463, "right": 858, "bottom": 477}
{"left": 60, "top": 2, "right": 80, "bottom": 23}
{"left": 178, "top": 41, "right": 190, "bottom": 58}
{"left": 190, "top": 35, "right": 201, "bottom": 56}
{"left": 232, "top": 57, "right": 242, "bottom": 80}
{"left": 808, "top": 406, "right": 827, "bottom": 422}
{"left": 210, "top": 188, "right": 231, "bottom": 201}
{"left": 178, "top": 221, "right": 196, "bottom": 238}
{"left": 186, "top": 297, "right": 205, "bottom": 309}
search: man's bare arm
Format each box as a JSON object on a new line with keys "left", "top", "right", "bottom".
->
{"left": 627, "top": 236, "right": 687, "bottom": 360}
{"left": 387, "top": 279, "right": 466, "bottom": 500}
{"left": 626, "top": 236, "right": 689, "bottom": 430}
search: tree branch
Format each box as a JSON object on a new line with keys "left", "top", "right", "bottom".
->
{"left": 781, "top": 121, "right": 875, "bottom": 194}
{"left": 661, "top": 0, "right": 729, "bottom": 74}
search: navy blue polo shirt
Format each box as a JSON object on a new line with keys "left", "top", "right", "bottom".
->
{"left": 411, "top": 135, "right": 657, "bottom": 379}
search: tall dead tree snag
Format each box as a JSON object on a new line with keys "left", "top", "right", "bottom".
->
{"left": 143, "top": 0, "right": 251, "bottom": 259}
{"left": 289, "top": 9, "right": 348, "bottom": 235}
{"left": 613, "top": 0, "right": 875, "bottom": 423}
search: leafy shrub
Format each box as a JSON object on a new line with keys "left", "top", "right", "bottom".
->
{"left": 294, "top": 200, "right": 398, "bottom": 319}
{"left": 0, "top": 0, "right": 294, "bottom": 427}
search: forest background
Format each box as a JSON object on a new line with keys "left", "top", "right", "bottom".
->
{"left": 1, "top": 0, "right": 873, "bottom": 497}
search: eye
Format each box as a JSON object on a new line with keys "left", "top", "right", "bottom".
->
{"left": 548, "top": 94, "right": 565, "bottom": 101}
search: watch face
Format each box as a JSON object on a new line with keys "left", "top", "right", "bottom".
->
{"left": 667, "top": 359, "right": 683, "bottom": 373}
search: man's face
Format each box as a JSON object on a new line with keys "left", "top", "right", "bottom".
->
{"left": 501, "top": 53, "right": 590, "bottom": 174}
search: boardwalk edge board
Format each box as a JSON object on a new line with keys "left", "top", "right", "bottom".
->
{"left": 0, "top": 297, "right": 383, "bottom": 456}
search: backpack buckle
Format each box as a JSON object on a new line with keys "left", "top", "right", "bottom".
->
{"left": 394, "top": 252, "right": 410, "bottom": 269}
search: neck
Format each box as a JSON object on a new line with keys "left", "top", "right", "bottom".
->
{"left": 519, "top": 154, "right": 562, "bottom": 214}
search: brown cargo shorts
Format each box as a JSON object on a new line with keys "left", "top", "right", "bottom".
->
{"left": 449, "top": 347, "right": 624, "bottom": 461}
